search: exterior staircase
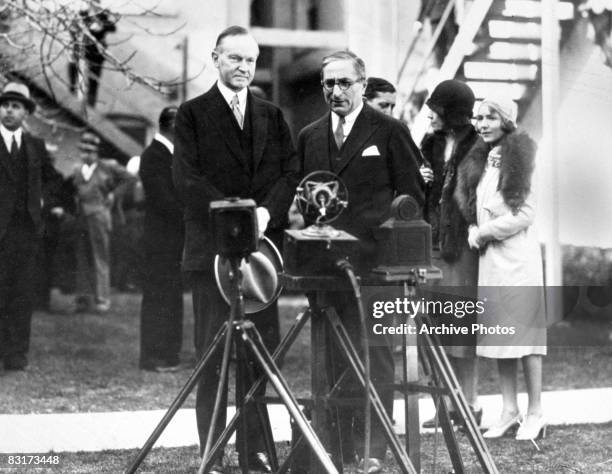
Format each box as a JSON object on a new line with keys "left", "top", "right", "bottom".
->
{"left": 408, "top": 0, "right": 577, "bottom": 142}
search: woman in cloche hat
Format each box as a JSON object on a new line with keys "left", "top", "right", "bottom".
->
{"left": 455, "top": 96, "right": 547, "bottom": 443}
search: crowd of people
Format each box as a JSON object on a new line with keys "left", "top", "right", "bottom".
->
{"left": 0, "top": 22, "right": 546, "bottom": 474}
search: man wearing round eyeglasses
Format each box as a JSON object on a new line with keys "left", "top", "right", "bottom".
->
{"left": 298, "top": 51, "right": 425, "bottom": 473}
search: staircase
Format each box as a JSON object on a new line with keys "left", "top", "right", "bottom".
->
{"left": 409, "top": 0, "right": 577, "bottom": 142}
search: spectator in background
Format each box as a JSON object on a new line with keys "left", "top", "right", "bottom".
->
{"left": 68, "top": 0, "right": 117, "bottom": 107}
{"left": 416, "top": 0, "right": 458, "bottom": 68}
{"left": 139, "top": 106, "right": 184, "bottom": 372}
{"left": 363, "top": 77, "right": 397, "bottom": 117}
{"left": 0, "top": 82, "right": 64, "bottom": 370}
{"left": 71, "top": 132, "right": 134, "bottom": 314}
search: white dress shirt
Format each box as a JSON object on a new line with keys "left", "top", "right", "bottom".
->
{"left": 331, "top": 101, "right": 364, "bottom": 143}
{"left": 154, "top": 133, "right": 174, "bottom": 154}
{"left": 0, "top": 124, "right": 23, "bottom": 152}
{"left": 217, "top": 80, "right": 248, "bottom": 119}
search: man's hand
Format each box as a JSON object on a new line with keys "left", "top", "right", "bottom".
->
{"left": 256, "top": 207, "right": 270, "bottom": 239}
{"left": 420, "top": 165, "right": 434, "bottom": 184}
{"left": 468, "top": 225, "right": 481, "bottom": 249}
{"left": 50, "top": 207, "right": 65, "bottom": 218}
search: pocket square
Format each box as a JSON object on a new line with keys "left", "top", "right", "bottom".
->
{"left": 361, "top": 145, "right": 381, "bottom": 157}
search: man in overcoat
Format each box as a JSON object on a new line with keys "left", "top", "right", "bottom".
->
{"left": 172, "top": 25, "right": 298, "bottom": 473}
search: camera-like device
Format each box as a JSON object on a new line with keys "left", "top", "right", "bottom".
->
{"left": 210, "top": 198, "right": 258, "bottom": 258}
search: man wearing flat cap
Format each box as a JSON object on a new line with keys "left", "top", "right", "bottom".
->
{"left": 71, "top": 131, "right": 134, "bottom": 314}
{"left": 0, "top": 81, "right": 63, "bottom": 371}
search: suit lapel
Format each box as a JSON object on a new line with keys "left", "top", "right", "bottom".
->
{"left": 250, "top": 94, "right": 268, "bottom": 173}
{"left": 205, "top": 86, "right": 250, "bottom": 174}
{"left": 334, "top": 106, "right": 378, "bottom": 175}
{"left": 313, "top": 114, "right": 332, "bottom": 171}
{"left": 0, "top": 136, "right": 15, "bottom": 181}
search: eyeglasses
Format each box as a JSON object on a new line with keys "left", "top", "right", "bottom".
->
{"left": 321, "top": 78, "right": 362, "bottom": 91}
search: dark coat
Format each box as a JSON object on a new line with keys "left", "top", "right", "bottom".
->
{"left": 139, "top": 138, "right": 184, "bottom": 256}
{"left": 0, "top": 132, "right": 63, "bottom": 241}
{"left": 421, "top": 124, "right": 479, "bottom": 262}
{"left": 455, "top": 131, "right": 537, "bottom": 225}
{"left": 173, "top": 84, "right": 299, "bottom": 271}
{"left": 297, "top": 104, "right": 425, "bottom": 271}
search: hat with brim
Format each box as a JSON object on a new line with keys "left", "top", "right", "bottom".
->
{"left": 215, "top": 236, "right": 284, "bottom": 314}
{"left": 0, "top": 82, "right": 36, "bottom": 113}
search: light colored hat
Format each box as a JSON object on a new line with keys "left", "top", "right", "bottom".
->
{"left": 480, "top": 96, "right": 518, "bottom": 126}
{"left": 215, "top": 236, "right": 284, "bottom": 314}
{"left": 0, "top": 82, "right": 36, "bottom": 112}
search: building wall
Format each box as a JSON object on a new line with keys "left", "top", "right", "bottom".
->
{"left": 522, "top": 19, "right": 612, "bottom": 248}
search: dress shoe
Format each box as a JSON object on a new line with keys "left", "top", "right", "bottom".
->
{"left": 207, "top": 463, "right": 224, "bottom": 474}
{"left": 357, "top": 457, "right": 383, "bottom": 474}
{"left": 4, "top": 354, "right": 28, "bottom": 371}
{"left": 246, "top": 452, "right": 272, "bottom": 473}
{"left": 515, "top": 414, "right": 547, "bottom": 441}
{"left": 457, "top": 406, "right": 483, "bottom": 433}
{"left": 482, "top": 412, "right": 522, "bottom": 438}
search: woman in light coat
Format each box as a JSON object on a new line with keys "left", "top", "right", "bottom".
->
{"left": 455, "top": 97, "right": 547, "bottom": 441}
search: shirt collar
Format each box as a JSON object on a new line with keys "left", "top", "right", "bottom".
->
{"left": 0, "top": 124, "right": 23, "bottom": 150}
{"left": 154, "top": 133, "right": 174, "bottom": 154}
{"left": 331, "top": 101, "right": 364, "bottom": 138}
{"left": 216, "top": 80, "right": 248, "bottom": 116}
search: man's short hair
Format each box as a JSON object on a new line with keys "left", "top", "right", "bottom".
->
{"left": 364, "top": 77, "right": 396, "bottom": 100}
{"left": 158, "top": 106, "right": 178, "bottom": 132}
{"left": 321, "top": 50, "right": 366, "bottom": 80}
{"left": 215, "top": 25, "right": 250, "bottom": 48}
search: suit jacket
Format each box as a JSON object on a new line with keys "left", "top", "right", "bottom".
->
{"left": 173, "top": 84, "right": 299, "bottom": 271}
{"left": 139, "top": 138, "right": 184, "bottom": 256}
{"left": 0, "top": 132, "right": 63, "bottom": 241}
{"left": 297, "top": 104, "right": 425, "bottom": 271}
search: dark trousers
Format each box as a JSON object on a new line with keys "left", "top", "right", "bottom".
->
{"left": 315, "top": 290, "right": 395, "bottom": 461}
{"left": 191, "top": 267, "right": 280, "bottom": 458}
{"left": 139, "top": 254, "right": 183, "bottom": 367}
{"left": 0, "top": 217, "right": 38, "bottom": 360}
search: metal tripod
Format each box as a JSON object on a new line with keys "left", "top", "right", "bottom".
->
{"left": 126, "top": 258, "right": 337, "bottom": 474}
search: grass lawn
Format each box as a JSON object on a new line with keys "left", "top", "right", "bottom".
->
{"left": 1, "top": 291, "right": 611, "bottom": 472}
{"left": 3, "top": 423, "right": 612, "bottom": 473}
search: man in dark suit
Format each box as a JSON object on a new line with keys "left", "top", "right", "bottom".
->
{"left": 297, "top": 51, "right": 424, "bottom": 472}
{"left": 0, "top": 82, "right": 63, "bottom": 371}
{"left": 139, "top": 106, "right": 184, "bottom": 372}
{"left": 173, "top": 26, "right": 298, "bottom": 473}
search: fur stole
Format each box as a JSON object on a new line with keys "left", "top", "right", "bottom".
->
{"left": 455, "top": 131, "right": 537, "bottom": 225}
{"left": 422, "top": 124, "right": 479, "bottom": 262}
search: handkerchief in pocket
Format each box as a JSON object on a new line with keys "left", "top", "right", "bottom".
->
{"left": 361, "top": 145, "right": 380, "bottom": 157}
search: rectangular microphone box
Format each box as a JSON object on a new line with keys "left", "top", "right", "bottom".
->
{"left": 283, "top": 229, "right": 360, "bottom": 277}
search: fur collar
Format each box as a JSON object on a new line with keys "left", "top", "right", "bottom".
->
{"left": 455, "top": 131, "right": 537, "bottom": 224}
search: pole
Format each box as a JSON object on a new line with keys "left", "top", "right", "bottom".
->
{"left": 181, "top": 35, "right": 188, "bottom": 102}
{"left": 541, "top": 0, "right": 563, "bottom": 322}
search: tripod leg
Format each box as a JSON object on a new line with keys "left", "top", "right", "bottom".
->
{"left": 236, "top": 325, "right": 279, "bottom": 472}
{"left": 200, "top": 310, "right": 312, "bottom": 473}
{"left": 125, "top": 323, "right": 228, "bottom": 474}
{"left": 240, "top": 322, "right": 339, "bottom": 474}
{"left": 418, "top": 342, "right": 464, "bottom": 473}
{"left": 417, "top": 315, "right": 498, "bottom": 474}
{"left": 235, "top": 332, "right": 250, "bottom": 474}
{"left": 324, "top": 308, "right": 417, "bottom": 474}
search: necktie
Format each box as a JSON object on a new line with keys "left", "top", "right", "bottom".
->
{"left": 231, "top": 94, "right": 244, "bottom": 129}
{"left": 10, "top": 135, "right": 19, "bottom": 161}
{"left": 334, "top": 116, "right": 345, "bottom": 150}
